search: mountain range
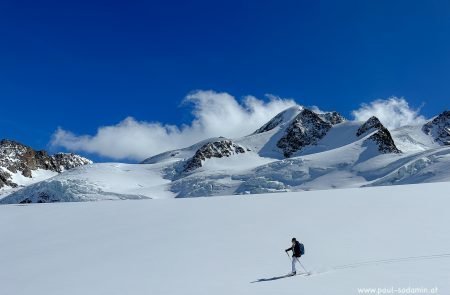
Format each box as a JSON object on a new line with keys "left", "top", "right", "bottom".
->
{"left": 1, "top": 107, "right": 449, "bottom": 204}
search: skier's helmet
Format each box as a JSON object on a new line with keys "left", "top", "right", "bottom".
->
{"left": 292, "top": 237, "right": 296, "bottom": 242}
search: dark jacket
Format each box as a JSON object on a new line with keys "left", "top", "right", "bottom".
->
{"left": 286, "top": 241, "right": 301, "bottom": 257}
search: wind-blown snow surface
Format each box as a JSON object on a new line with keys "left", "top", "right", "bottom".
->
{"left": 1, "top": 183, "right": 450, "bottom": 295}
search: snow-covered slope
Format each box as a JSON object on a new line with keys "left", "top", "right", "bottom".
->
{"left": 1, "top": 183, "right": 450, "bottom": 295}
{"left": 1, "top": 163, "right": 173, "bottom": 203}
{"left": 2, "top": 109, "right": 450, "bottom": 203}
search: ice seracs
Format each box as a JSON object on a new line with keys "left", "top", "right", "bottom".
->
{"left": 0, "top": 163, "right": 159, "bottom": 204}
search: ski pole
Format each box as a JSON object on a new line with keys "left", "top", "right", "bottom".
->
{"left": 296, "top": 257, "right": 308, "bottom": 273}
{"left": 285, "top": 251, "right": 291, "bottom": 259}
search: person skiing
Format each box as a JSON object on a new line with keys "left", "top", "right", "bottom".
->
{"left": 285, "top": 237, "right": 303, "bottom": 275}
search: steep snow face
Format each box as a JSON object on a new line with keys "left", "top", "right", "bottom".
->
{"left": 422, "top": 110, "right": 450, "bottom": 145}
{"left": 356, "top": 116, "right": 401, "bottom": 154}
{"left": 390, "top": 125, "right": 440, "bottom": 153}
{"left": 277, "top": 109, "right": 333, "bottom": 157}
{"left": 253, "top": 106, "right": 303, "bottom": 134}
{"left": 0, "top": 139, "right": 92, "bottom": 191}
{"left": 1, "top": 183, "right": 450, "bottom": 295}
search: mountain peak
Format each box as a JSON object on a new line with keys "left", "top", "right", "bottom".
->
{"left": 276, "top": 108, "right": 333, "bottom": 157}
{"left": 422, "top": 110, "right": 450, "bottom": 145}
{"left": 253, "top": 106, "right": 346, "bottom": 135}
{"left": 356, "top": 116, "right": 383, "bottom": 137}
{"left": 357, "top": 117, "right": 401, "bottom": 154}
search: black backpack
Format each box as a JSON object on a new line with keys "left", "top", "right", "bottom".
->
{"left": 294, "top": 241, "right": 305, "bottom": 256}
{"left": 299, "top": 243, "right": 305, "bottom": 256}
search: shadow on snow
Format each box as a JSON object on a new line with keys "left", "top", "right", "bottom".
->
{"left": 250, "top": 274, "right": 295, "bottom": 283}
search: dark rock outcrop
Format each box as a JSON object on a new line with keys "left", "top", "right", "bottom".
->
{"left": 0, "top": 139, "right": 92, "bottom": 189}
{"left": 356, "top": 117, "right": 401, "bottom": 154}
{"left": 184, "top": 139, "right": 247, "bottom": 172}
{"left": 422, "top": 110, "right": 450, "bottom": 145}
{"left": 318, "top": 111, "right": 346, "bottom": 125}
{"left": 277, "top": 109, "right": 332, "bottom": 158}
{"left": 0, "top": 169, "right": 16, "bottom": 188}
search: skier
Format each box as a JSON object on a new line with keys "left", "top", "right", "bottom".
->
{"left": 285, "top": 237, "right": 303, "bottom": 275}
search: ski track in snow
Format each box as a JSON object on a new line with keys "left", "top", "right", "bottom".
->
{"left": 331, "top": 253, "right": 450, "bottom": 271}
{"left": 252, "top": 253, "right": 450, "bottom": 283}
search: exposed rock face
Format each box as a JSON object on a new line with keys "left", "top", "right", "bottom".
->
{"left": 184, "top": 139, "right": 247, "bottom": 172}
{"left": 253, "top": 107, "right": 345, "bottom": 134}
{"left": 356, "top": 117, "right": 401, "bottom": 153}
{"left": 0, "top": 169, "right": 16, "bottom": 188}
{"left": 422, "top": 111, "right": 450, "bottom": 145}
{"left": 51, "top": 153, "right": 93, "bottom": 171}
{"left": 356, "top": 116, "right": 384, "bottom": 137}
{"left": 0, "top": 139, "right": 92, "bottom": 189}
{"left": 277, "top": 109, "right": 332, "bottom": 158}
{"left": 318, "top": 111, "right": 346, "bottom": 125}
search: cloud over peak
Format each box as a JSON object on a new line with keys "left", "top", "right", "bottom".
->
{"left": 51, "top": 91, "right": 428, "bottom": 161}
{"left": 351, "top": 97, "right": 426, "bottom": 130}
{"left": 51, "top": 90, "right": 297, "bottom": 161}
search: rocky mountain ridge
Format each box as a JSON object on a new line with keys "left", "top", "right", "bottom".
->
{"left": 422, "top": 110, "right": 450, "bottom": 145}
{"left": 183, "top": 139, "right": 248, "bottom": 172}
{"left": 0, "top": 139, "right": 92, "bottom": 189}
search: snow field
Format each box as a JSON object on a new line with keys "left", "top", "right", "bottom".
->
{"left": 1, "top": 182, "right": 450, "bottom": 295}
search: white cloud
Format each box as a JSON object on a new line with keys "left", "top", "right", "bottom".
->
{"left": 309, "top": 105, "right": 326, "bottom": 114}
{"left": 351, "top": 97, "right": 426, "bottom": 129}
{"left": 51, "top": 90, "right": 297, "bottom": 161}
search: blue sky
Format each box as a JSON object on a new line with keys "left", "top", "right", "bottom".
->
{"left": 1, "top": 0, "right": 449, "bottom": 161}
